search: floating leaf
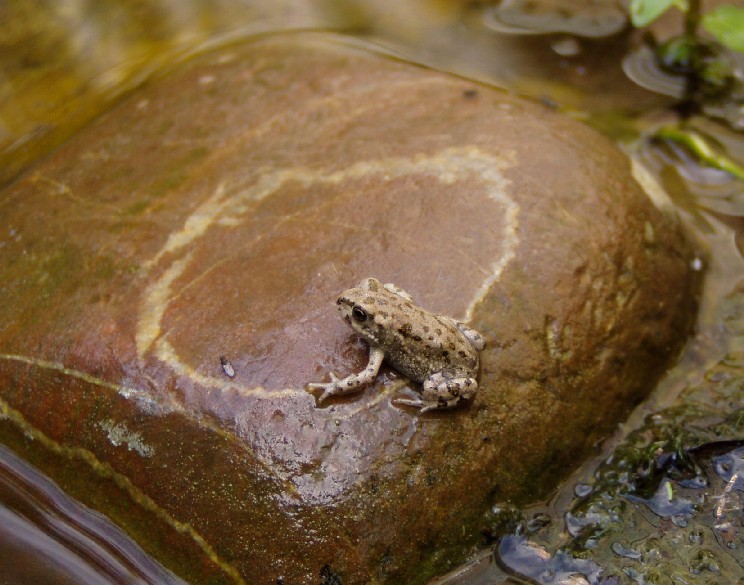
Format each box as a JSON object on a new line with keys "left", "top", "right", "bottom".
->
{"left": 702, "top": 5, "right": 744, "bottom": 53}
{"left": 630, "top": 0, "right": 687, "bottom": 28}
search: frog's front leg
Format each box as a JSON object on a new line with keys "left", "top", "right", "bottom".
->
{"left": 394, "top": 371, "right": 478, "bottom": 413}
{"left": 308, "top": 346, "right": 385, "bottom": 404}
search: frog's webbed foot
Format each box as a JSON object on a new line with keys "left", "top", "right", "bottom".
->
{"left": 307, "top": 347, "right": 385, "bottom": 405}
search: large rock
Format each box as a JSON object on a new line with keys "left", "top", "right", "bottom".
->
{"left": 0, "top": 33, "right": 700, "bottom": 584}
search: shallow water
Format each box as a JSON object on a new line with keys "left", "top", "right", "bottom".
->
{"left": 2, "top": 1, "right": 743, "bottom": 584}
{"left": 0, "top": 444, "right": 186, "bottom": 585}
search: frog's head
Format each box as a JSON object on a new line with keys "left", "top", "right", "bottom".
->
{"left": 336, "top": 278, "right": 388, "bottom": 344}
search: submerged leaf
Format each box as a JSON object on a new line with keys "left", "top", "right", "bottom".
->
{"left": 703, "top": 5, "right": 744, "bottom": 53}
{"left": 656, "top": 126, "right": 744, "bottom": 180}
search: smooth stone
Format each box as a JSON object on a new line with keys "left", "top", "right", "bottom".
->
{"left": 0, "top": 32, "right": 701, "bottom": 585}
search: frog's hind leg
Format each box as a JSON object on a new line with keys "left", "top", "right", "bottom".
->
{"left": 394, "top": 372, "right": 477, "bottom": 413}
{"left": 424, "top": 371, "right": 478, "bottom": 402}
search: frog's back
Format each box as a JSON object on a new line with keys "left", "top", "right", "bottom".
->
{"left": 377, "top": 307, "right": 479, "bottom": 382}
{"left": 338, "top": 281, "right": 479, "bottom": 382}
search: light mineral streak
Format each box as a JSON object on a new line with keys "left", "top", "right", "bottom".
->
{"left": 0, "top": 353, "right": 180, "bottom": 415}
{"left": 138, "top": 146, "right": 520, "bottom": 400}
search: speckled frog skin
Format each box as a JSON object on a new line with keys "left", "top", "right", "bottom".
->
{"left": 308, "top": 278, "right": 486, "bottom": 412}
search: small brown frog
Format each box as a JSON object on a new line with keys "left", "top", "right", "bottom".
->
{"left": 308, "top": 278, "right": 485, "bottom": 412}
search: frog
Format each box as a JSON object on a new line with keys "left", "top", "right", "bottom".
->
{"left": 307, "top": 277, "right": 486, "bottom": 413}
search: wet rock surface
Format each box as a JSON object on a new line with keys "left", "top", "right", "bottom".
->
{"left": 0, "top": 32, "right": 700, "bottom": 585}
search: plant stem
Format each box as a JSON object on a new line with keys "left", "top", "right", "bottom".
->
{"left": 678, "top": 0, "right": 703, "bottom": 113}
{"left": 685, "top": 0, "right": 701, "bottom": 37}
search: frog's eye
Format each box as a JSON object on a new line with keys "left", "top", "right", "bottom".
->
{"left": 352, "top": 306, "right": 368, "bottom": 323}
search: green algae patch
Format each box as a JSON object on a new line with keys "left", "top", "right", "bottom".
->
{"left": 149, "top": 147, "right": 212, "bottom": 200}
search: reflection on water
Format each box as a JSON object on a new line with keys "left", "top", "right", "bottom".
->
{"left": 0, "top": 445, "right": 186, "bottom": 585}
{"left": 0, "top": 0, "right": 669, "bottom": 187}
{"left": 483, "top": 0, "right": 627, "bottom": 37}
{"left": 0, "top": 0, "right": 337, "bottom": 185}
{"left": 497, "top": 536, "right": 603, "bottom": 584}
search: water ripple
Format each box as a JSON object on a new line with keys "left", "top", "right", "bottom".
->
{"left": 0, "top": 444, "right": 187, "bottom": 585}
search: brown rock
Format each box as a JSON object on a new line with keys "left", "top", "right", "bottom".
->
{"left": 0, "top": 33, "right": 700, "bottom": 584}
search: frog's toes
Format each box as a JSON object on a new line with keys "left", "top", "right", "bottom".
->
{"left": 394, "top": 396, "right": 461, "bottom": 413}
{"left": 420, "top": 397, "right": 461, "bottom": 413}
{"left": 317, "top": 387, "right": 335, "bottom": 404}
{"left": 328, "top": 371, "right": 341, "bottom": 383}
{"left": 307, "top": 371, "right": 339, "bottom": 388}
{"left": 308, "top": 384, "right": 336, "bottom": 404}
{"left": 393, "top": 397, "right": 425, "bottom": 410}
{"left": 307, "top": 372, "right": 340, "bottom": 403}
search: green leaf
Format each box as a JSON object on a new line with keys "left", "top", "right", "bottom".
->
{"left": 703, "top": 5, "right": 744, "bottom": 53}
{"left": 630, "top": 0, "right": 688, "bottom": 27}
